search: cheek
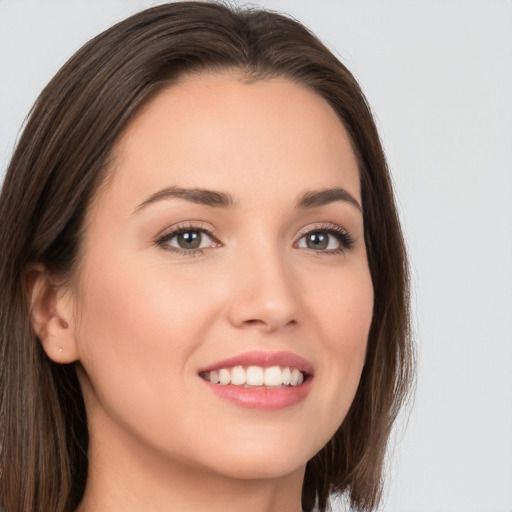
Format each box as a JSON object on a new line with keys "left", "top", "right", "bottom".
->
{"left": 310, "top": 257, "right": 373, "bottom": 355}
{"left": 73, "top": 256, "right": 219, "bottom": 411}
{"left": 329, "top": 265, "right": 372, "bottom": 373}
{"left": 306, "top": 260, "right": 373, "bottom": 433}
{"left": 78, "top": 255, "right": 214, "bottom": 346}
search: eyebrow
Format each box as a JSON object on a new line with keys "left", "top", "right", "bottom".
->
{"left": 296, "top": 187, "right": 362, "bottom": 212}
{"left": 134, "top": 187, "right": 235, "bottom": 213}
{"left": 133, "top": 186, "right": 362, "bottom": 213}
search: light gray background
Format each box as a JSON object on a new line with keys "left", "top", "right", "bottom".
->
{"left": 1, "top": 1, "right": 511, "bottom": 511}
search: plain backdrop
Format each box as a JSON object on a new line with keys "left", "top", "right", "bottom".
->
{"left": 1, "top": 1, "right": 511, "bottom": 511}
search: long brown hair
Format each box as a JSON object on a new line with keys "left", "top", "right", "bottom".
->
{"left": 0, "top": 3, "right": 413, "bottom": 511}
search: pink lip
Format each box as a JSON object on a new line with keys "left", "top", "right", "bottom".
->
{"left": 198, "top": 351, "right": 314, "bottom": 411}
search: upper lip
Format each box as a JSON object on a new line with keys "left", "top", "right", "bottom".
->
{"left": 198, "top": 350, "right": 314, "bottom": 376}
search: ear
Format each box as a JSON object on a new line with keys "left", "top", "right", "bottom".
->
{"left": 25, "top": 264, "right": 80, "bottom": 364}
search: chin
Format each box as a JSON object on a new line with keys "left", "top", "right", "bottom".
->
{"left": 189, "top": 428, "right": 324, "bottom": 481}
{"left": 209, "top": 453, "right": 308, "bottom": 481}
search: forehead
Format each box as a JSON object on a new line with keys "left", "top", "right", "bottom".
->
{"left": 94, "top": 72, "right": 361, "bottom": 213}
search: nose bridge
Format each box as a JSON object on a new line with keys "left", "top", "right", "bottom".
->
{"left": 226, "top": 232, "right": 300, "bottom": 331}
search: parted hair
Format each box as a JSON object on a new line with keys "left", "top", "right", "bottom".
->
{"left": 0, "top": 2, "right": 413, "bottom": 511}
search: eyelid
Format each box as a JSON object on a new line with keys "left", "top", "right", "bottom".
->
{"left": 295, "top": 222, "right": 350, "bottom": 238}
{"left": 155, "top": 221, "right": 218, "bottom": 239}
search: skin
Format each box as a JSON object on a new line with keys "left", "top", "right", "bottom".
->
{"left": 34, "top": 73, "right": 373, "bottom": 512}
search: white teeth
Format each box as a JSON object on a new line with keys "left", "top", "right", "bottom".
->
{"left": 264, "top": 366, "right": 282, "bottom": 386}
{"left": 246, "top": 366, "right": 264, "bottom": 386}
{"left": 231, "top": 366, "right": 246, "bottom": 386}
{"left": 219, "top": 368, "right": 231, "bottom": 385}
{"left": 202, "top": 366, "right": 306, "bottom": 388}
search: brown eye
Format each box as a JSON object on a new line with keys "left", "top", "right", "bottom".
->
{"left": 176, "top": 231, "right": 202, "bottom": 249}
{"left": 304, "top": 233, "right": 329, "bottom": 250}
{"left": 297, "top": 231, "right": 341, "bottom": 251}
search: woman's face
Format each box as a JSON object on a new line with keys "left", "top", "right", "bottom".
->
{"left": 69, "top": 73, "right": 373, "bottom": 482}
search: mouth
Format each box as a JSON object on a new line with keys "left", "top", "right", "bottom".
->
{"left": 198, "top": 351, "right": 313, "bottom": 410}
{"left": 200, "top": 365, "right": 306, "bottom": 388}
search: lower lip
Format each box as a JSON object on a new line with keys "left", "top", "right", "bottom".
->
{"left": 202, "top": 378, "right": 313, "bottom": 410}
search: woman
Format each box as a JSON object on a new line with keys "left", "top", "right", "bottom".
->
{"left": 0, "top": 3, "right": 413, "bottom": 512}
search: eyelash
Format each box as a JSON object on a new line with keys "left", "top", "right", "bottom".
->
{"left": 155, "top": 222, "right": 354, "bottom": 257}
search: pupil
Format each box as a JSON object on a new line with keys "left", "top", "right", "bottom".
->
{"left": 307, "top": 233, "right": 328, "bottom": 250}
{"left": 178, "top": 231, "right": 201, "bottom": 249}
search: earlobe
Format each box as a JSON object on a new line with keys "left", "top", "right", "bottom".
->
{"left": 25, "top": 264, "right": 80, "bottom": 364}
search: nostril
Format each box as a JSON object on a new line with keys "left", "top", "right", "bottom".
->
{"left": 243, "top": 319, "right": 265, "bottom": 326}
{"left": 241, "top": 318, "right": 297, "bottom": 330}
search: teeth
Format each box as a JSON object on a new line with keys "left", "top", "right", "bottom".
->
{"left": 219, "top": 368, "right": 231, "bottom": 385}
{"left": 201, "top": 366, "right": 306, "bottom": 388}
{"left": 290, "top": 368, "right": 300, "bottom": 386}
{"left": 264, "top": 366, "right": 282, "bottom": 386}
{"left": 246, "top": 366, "right": 264, "bottom": 386}
{"left": 231, "top": 366, "right": 246, "bottom": 386}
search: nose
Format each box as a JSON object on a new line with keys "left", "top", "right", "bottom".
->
{"left": 225, "top": 245, "right": 300, "bottom": 333}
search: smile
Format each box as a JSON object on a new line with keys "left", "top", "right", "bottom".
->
{"left": 200, "top": 365, "right": 305, "bottom": 388}
{"left": 198, "top": 351, "right": 313, "bottom": 410}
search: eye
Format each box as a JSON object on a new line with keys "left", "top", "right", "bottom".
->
{"left": 297, "top": 232, "right": 338, "bottom": 250}
{"left": 156, "top": 226, "right": 220, "bottom": 254}
{"left": 295, "top": 225, "right": 354, "bottom": 254}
